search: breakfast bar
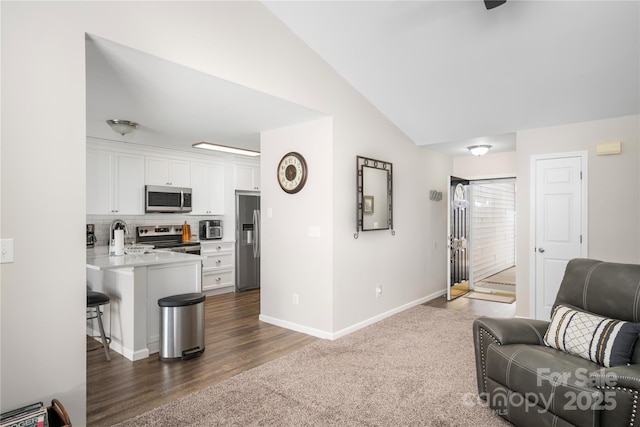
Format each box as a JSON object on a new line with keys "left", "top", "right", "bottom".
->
{"left": 86, "top": 247, "right": 204, "bottom": 361}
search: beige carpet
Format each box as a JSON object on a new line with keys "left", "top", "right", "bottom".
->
{"left": 113, "top": 306, "right": 509, "bottom": 427}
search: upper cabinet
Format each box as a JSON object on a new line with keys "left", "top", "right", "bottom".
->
{"left": 87, "top": 148, "right": 145, "bottom": 215}
{"left": 190, "top": 162, "right": 225, "bottom": 215}
{"left": 145, "top": 157, "right": 191, "bottom": 187}
{"left": 87, "top": 140, "right": 257, "bottom": 216}
{"left": 234, "top": 164, "right": 260, "bottom": 191}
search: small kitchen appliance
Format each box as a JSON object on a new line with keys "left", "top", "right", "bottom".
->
{"left": 199, "top": 220, "right": 222, "bottom": 240}
{"left": 86, "top": 224, "right": 97, "bottom": 248}
{"left": 136, "top": 225, "right": 201, "bottom": 255}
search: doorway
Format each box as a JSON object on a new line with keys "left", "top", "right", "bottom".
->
{"left": 469, "top": 178, "right": 516, "bottom": 295}
{"left": 447, "top": 176, "right": 517, "bottom": 301}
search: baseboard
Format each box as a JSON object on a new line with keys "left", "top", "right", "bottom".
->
{"left": 258, "top": 314, "right": 334, "bottom": 339}
{"left": 259, "top": 289, "right": 444, "bottom": 341}
{"left": 87, "top": 325, "right": 149, "bottom": 361}
{"left": 331, "top": 290, "right": 443, "bottom": 340}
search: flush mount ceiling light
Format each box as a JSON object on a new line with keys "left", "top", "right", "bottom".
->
{"left": 106, "top": 119, "right": 139, "bottom": 136}
{"left": 192, "top": 142, "right": 261, "bottom": 157}
{"left": 484, "top": 0, "right": 507, "bottom": 10}
{"left": 468, "top": 145, "right": 492, "bottom": 156}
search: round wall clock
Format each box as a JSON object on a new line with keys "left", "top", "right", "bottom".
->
{"left": 277, "top": 152, "right": 308, "bottom": 194}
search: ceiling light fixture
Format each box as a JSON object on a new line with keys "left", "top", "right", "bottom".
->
{"left": 106, "top": 119, "right": 139, "bottom": 136}
{"left": 468, "top": 145, "right": 492, "bottom": 156}
{"left": 192, "top": 142, "right": 261, "bottom": 157}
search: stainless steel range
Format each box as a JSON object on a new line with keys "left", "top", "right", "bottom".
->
{"left": 136, "top": 225, "right": 201, "bottom": 255}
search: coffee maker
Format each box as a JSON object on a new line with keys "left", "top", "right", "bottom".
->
{"left": 87, "top": 224, "right": 97, "bottom": 248}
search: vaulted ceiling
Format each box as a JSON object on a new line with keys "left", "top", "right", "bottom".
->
{"left": 86, "top": 1, "right": 639, "bottom": 157}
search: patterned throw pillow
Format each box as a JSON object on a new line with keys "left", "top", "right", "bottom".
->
{"left": 544, "top": 305, "right": 640, "bottom": 367}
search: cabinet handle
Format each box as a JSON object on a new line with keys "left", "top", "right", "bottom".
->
{"left": 216, "top": 259, "right": 221, "bottom": 264}
{"left": 216, "top": 246, "right": 222, "bottom": 250}
{"left": 216, "top": 277, "right": 221, "bottom": 281}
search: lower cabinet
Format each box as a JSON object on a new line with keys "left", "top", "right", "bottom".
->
{"left": 201, "top": 241, "right": 235, "bottom": 295}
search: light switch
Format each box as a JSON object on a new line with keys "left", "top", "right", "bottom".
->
{"left": 1, "top": 239, "right": 14, "bottom": 263}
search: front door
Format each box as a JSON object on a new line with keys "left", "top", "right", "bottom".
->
{"left": 447, "top": 176, "right": 470, "bottom": 300}
{"left": 533, "top": 153, "right": 587, "bottom": 319}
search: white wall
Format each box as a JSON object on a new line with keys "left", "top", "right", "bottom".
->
{"left": 260, "top": 118, "right": 334, "bottom": 335}
{"left": 453, "top": 151, "right": 516, "bottom": 179}
{"left": 1, "top": 2, "right": 451, "bottom": 422}
{"left": 515, "top": 114, "right": 640, "bottom": 317}
{"left": 1, "top": 1, "right": 88, "bottom": 419}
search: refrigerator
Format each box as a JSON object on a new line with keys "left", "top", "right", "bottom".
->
{"left": 235, "top": 191, "right": 260, "bottom": 291}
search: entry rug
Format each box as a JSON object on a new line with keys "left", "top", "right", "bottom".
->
{"left": 464, "top": 291, "right": 515, "bottom": 304}
{"left": 113, "top": 305, "right": 509, "bottom": 426}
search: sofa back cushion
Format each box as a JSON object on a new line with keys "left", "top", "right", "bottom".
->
{"left": 555, "top": 259, "right": 640, "bottom": 323}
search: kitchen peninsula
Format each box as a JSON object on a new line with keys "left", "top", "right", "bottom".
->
{"left": 86, "top": 247, "right": 203, "bottom": 361}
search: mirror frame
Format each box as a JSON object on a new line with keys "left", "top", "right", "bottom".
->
{"left": 355, "top": 155, "right": 394, "bottom": 238}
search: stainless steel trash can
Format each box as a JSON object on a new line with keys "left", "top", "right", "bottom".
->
{"left": 158, "top": 293, "right": 205, "bottom": 360}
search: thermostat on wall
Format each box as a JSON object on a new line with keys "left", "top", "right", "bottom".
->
{"left": 596, "top": 141, "right": 621, "bottom": 156}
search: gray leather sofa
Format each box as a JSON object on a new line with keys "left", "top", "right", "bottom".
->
{"left": 473, "top": 258, "right": 640, "bottom": 427}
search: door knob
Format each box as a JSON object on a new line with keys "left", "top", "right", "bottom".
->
{"left": 538, "top": 247, "right": 545, "bottom": 253}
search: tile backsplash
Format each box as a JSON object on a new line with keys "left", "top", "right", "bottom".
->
{"left": 87, "top": 214, "right": 233, "bottom": 246}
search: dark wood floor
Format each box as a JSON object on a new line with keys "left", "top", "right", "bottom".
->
{"left": 87, "top": 290, "right": 515, "bottom": 425}
{"left": 86, "top": 290, "right": 318, "bottom": 426}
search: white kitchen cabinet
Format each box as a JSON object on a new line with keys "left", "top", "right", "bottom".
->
{"left": 86, "top": 256, "right": 202, "bottom": 361}
{"left": 145, "top": 156, "right": 191, "bottom": 187}
{"left": 190, "top": 162, "right": 225, "bottom": 215}
{"left": 201, "top": 241, "right": 235, "bottom": 294}
{"left": 87, "top": 148, "right": 145, "bottom": 215}
{"left": 234, "top": 164, "right": 260, "bottom": 191}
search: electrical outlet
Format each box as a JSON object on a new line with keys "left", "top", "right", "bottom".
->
{"left": 1, "top": 239, "right": 14, "bottom": 263}
{"left": 376, "top": 284, "right": 382, "bottom": 298}
{"left": 293, "top": 293, "right": 299, "bottom": 305}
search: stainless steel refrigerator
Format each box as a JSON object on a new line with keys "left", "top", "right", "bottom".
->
{"left": 235, "top": 191, "right": 260, "bottom": 291}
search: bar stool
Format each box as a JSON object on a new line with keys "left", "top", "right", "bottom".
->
{"left": 87, "top": 291, "right": 111, "bottom": 362}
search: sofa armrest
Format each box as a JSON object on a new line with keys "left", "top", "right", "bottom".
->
{"left": 590, "top": 365, "right": 640, "bottom": 390}
{"left": 473, "top": 317, "right": 550, "bottom": 396}
{"left": 474, "top": 317, "right": 549, "bottom": 346}
{"left": 589, "top": 365, "right": 640, "bottom": 426}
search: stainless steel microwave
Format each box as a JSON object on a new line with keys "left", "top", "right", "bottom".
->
{"left": 145, "top": 185, "right": 192, "bottom": 213}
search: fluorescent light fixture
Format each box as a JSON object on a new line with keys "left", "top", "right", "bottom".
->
{"left": 106, "top": 119, "right": 139, "bottom": 136}
{"left": 467, "top": 145, "right": 492, "bottom": 156}
{"left": 192, "top": 142, "right": 260, "bottom": 157}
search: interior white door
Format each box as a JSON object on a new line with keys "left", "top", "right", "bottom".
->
{"left": 533, "top": 154, "right": 586, "bottom": 320}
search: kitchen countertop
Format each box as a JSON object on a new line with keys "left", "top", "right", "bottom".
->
{"left": 87, "top": 246, "right": 204, "bottom": 271}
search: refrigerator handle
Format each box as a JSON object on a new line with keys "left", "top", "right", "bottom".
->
{"left": 253, "top": 209, "right": 260, "bottom": 258}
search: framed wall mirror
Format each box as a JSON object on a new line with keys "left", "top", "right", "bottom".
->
{"left": 355, "top": 156, "right": 394, "bottom": 238}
